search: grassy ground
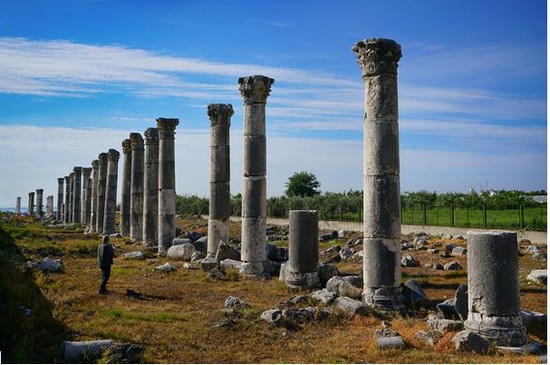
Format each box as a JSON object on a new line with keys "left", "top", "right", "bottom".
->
{"left": 0, "top": 214, "right": 546, "bottom": 363}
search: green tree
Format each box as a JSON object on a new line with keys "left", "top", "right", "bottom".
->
{"left": 285, "top": 171, "right": 321, "bottom": 197}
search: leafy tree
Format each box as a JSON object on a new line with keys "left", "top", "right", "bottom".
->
{"left": 285, "top": 171, "right": 321, "bottom": 197}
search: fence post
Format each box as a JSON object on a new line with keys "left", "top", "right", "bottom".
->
{"left": 483, "top": 204, "right": 487, "bottom": 229}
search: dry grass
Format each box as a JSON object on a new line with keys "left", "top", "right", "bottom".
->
{"left": 0, "top": 214, "right": 546, "bottom": 363}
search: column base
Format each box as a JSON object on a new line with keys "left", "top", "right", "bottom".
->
{"left": 240, "top": 261, "right": 264, "bottom": 275}
{"left": 465, "top": 314, "right": 527, "bottom": 346}
{"left": 363, "top": 286, "right": 405, "bottom": 312}
{"left": 283, "top": 266, "right": 320, "bottom": 289}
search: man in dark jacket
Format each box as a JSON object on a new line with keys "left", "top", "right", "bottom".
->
{"left": 97, "top": 235, "right": 114, "bottom": 294}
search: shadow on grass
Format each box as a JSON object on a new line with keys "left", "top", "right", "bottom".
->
{"left": 0, "top": 226, "right": 69, "bottom": 363}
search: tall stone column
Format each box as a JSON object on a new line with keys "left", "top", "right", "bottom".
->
{"left": 120, "top": 139, "right": 132, "bottom": 237}
{"left": 46, "top": 195, "right": 54, "bottom": 217}
{"left": 57, "top": 178, "right": 64, "bottom": 220}
{"left": 35, "top": 189, "right": 44, "bottom": 218}
{"left": 64, "top": 176, "right": 70, "bottom": 223}
{"left": 69, "top": 172, "right": 74, "bottom": 222}
{"left": 90, "top": 160, "right": 99, "bottom": 233}
{"left": 130, "top": 133, "right": 144, "bottom": 242}
{"left": 81, "top": 168, "right": 92, "bottom": 226}
{"left": 15, "top": 197, "right": 21, "bottom": 214}
{"left": 464, "top": 231, "right": 527, "bottom": 346}
{"left": 207, "top": 104, "right": 233, "bottom": 257}
{"left": 95, "top": 153, "right": 108, "bottom": 234}
{"left": 353, "top": 38, "right": 404, "bottom": 310}
{"left": 28, "top": 192, "right": 35, "bottom": 216}
{"left": 143, "top": 128, "right": 159, "bottom": 246}
{"left": 238, "top": 75, "right": 274, "bottom": 275}
{"left": 103, "top": 149, "right": 120, "bottom": 235}
{"left": 157, "top": 118, "right": 179, "bottom": 254}
{"left": 72, "top": 167, "right": 82, "bottom": 223}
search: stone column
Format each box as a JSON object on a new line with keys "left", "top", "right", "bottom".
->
{"left": 90, "top": 160, "right": 99, "bottom": 233}
{"left": 207, "top": 104, "right": 233, "bottom": 257}
{"left": 69, "top": 172, "right": 74, "bottom": 222}
{"left": 28, "top": 192, "right": 35, "bottom": 216}
{"left": 72, "top": 167, "right": 82, "bottom": 223}
{"left": 95, "top": 153, "right": 108, "bottom": 234}
{"left": 15, "top": 197, "right": 21, "bottom": 214}
{"left": 46, "top": 195, "right": 54, "bottom": 217}
{"left": 64, "top": 176, "right": 70, "bottom": 223}
{"left": 464, "top": 231, "right": 527, "bottom": 346}
{"left": 57, "top": 178, "right": 64, "bottom": 220}
{"left": 157, "top": 118, "right": 179, "bottom": 254}
{"left": 120, "top": 139, "right": 132, "bottom": 237}
{"left": 143, "top": 128, "right": 159, "bottom": 246}
{"left": 353, "top": 38, "right": 404, "bottom": 310}
{"left": 284, "top": 210, "right": 320, "bottom": 289}
{"left": 238, "top": 75, "right": 274, "bottom": 275}
{"left": 130, "top": 133, "right": 144, "bottom": 242}
{"left": 103, "top": 149, "right": 120, "bottom": 235}
{"left": 35, "top": 189, "right": 44, "bottom": 218}
{"left": 81, "top": 168, "right": 91, "bottom": 226}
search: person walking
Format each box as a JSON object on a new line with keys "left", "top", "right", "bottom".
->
{"left": 97, "top": 235, "right": 114, "bottom": 294}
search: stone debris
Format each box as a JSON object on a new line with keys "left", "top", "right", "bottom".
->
{"left": 443, "top": 261, "right": 462, "bottom": 271}
{"left": 436, "top": 299, "right": 460, "bottom": 320}
{"left": 333, "top": 296, "right": 371, "bottom": 318}
{"left": 182, "top": 262, "right": 199, "bottom": 269}
{"left": 166, "top": 243, "right": 196, "bottom": 261}
{"left": 452, "top": 330, "right": 490, "bottom": 354}
{"left": 219, "top": 258, "right": 242, "bottom": 272}
{"left": 26, "top": 257, "right": 62, "bottom": 272}
{"left": 454, "top": 283, "right": 468, "bottom": 321}
{"left": 310, "top": 289, "right": 337, "bottom": 305}
{"left": 427, "top": 314, "right": 464, "bottom": 333}
{"left": 402, "top": 279, "right": 430, "bottom": 308}
{"left": 400, "top": 254, "right": 420, "bottom": 267}
{"left": 154, "top": 262, "right": 175, "bottom": 272}
{"left": 526, "top": 269, "right": 547, "bottom": 285}
{"left": 121, "top": 251, "right": 144, "bottom": 259}
{"left": 451, "top": 246, "right": 467, "bottom": 256}
{"left": 325, "top": 276, "right": 363, "bottom": 299}
{"left": 376, "top": 336, "right": 405, "bottom": 349}
{"left": 317, "top": 263, "right": 340, "bottom": 287}
{"left": 415, "top": 330, "right": 442, "bottom": 347}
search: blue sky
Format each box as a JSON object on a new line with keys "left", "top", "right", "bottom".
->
{"left": 0, "top": 0, "right": 546, "bottom": 207}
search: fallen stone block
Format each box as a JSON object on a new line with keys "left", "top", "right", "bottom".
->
{"left": 376, "top": 336, "right": 405, "bottom": 349}
{"left": 62, "top": 340, "right": 114, "bottom": 363}
{"left": 527, "top": 269, "right": 547, "bottom": 285}
{"left": 310, "top": 289, "right": 337, "bottom": 305}
{"left": 452, "top": 330, "right": 490, "bottom": 354}
{"left": 167, "top": 243, "right": 196, "bottom": 261}
{"left": 333, "top": 296, "right": 371, "bottom": 317}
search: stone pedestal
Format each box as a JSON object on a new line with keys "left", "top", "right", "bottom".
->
{"left": 72, "top": 167, "right": 82, "bottom": 223}
{"left": 35, "top": 189, "right": 44, "bottom": 218}
{"left": 64, "top": 176, "right": 70, "bottom": 223}
{"left": 238, "top": 75, "right": 274, "bottom": 275}
{"left": 27, "top": 192, "right": 35, "bottom": 216}
{"left": 120, "top": 138, "right": 132, "bottom": 237}
{"left": 143, "top": 128, "right": 159, "bottom": 246}
{"left": 82, "top": 168, "right": 92, "bottom": 226}
{"left": 207, "top": 104, "right": 233, "bottom": 257}
{"left": 15, "top": 196, "right": 21, "bottom": 214}
{"left": 157, "top": 118, "right": 179, "bottom": 254}
{"left": 464, "top": 231, "right": 527, "bottom": 346}
{"left": 57, "top": 178, "right": 64, "bottom": 220}
{"left": 284, "top": 210, "right": 320, "bottom": 288}
{"left": 103, "top": 149, "right": 120, "bottom": 235}
{"left": 89, "top": 160, "right": 99, "bottom": 232}
{"left": 95, "top": 153, "right": 108, "bottom": 234}
{"left": 353, "top": 38, "right": 404, "bottom": 310}
{"left": 130, "top": 133, "right": 144, "bottom": 242}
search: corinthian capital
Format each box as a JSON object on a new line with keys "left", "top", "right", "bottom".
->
{"left": 144, "top": 127, "right": 159, "bottom": 144}
{"left": 82, "top": 167, "right": 92, "bottom": 178}
{"left": 107, "top": 148, "right": 120, "bottom": 162}
{"left": 121, "top": 138, "right": 132, "bottom": 154}
{"left": 352, "top": 38, "right": 401, "bottom": 78}
{"left": 238, "top": 75, "right": 274, "bottom": 103}
{"left": 98, "top": 152, "right": 108, "bottom": 163}
{"left": 73, "top": 166, "right": 82, "bottom": 175}
{"left": 207, "top": 104, "right": 234, "bottom": 126}
{"left": 156, "top": 118, "right": 179, "bottom": 138}
{"left": 129, "top": 133, "right": 144, "bottom": 150}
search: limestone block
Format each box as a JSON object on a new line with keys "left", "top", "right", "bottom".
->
{"left": 333, "top": 296, "right": 371, "bottom": 317}
{"left": 363, "top": 237, "right": 401, "bottom": 288}
{"left": 62, "top": 340, "right": 114, "bottom": 363}
{"left": 210, "top": 124, "right": 230, "bottom": 147}
{"left": 242, "top": 135, "right": 266, "bottom": 177}
{"left": 167, "top": 243, "right": 196, "bottom": 261}
{"left": 402, "top": 279, "right": 430, "bottom": 307}
{"left": 210, "top": 145, "right": 230, "bottom": 182}
{"left": 240, "top": 217, "right": 267, "bottom": 262}
{"left": 310, "top": 289, "right": 337, "bottom": 305}
{"left": 241, "top": 177, "right": 266, "bottom": 218}
{"left": 209, "top": 183, "right": 231, "bottom": 219}
{"left": 452, "top": 330, "right": 490, "bottom": 354}
{"left": 326, "top": 276, "right": 362, "bottom": 299}
{"left": 527, "top": 269, "right": 547, "bottom": 285}
{"left": 363, "top": 175, "right": 401, "bottom": 237}
{"left": 363, "top": 120, "right": 399, "bottom": 175}
{"left": 242, "top": 104, "right": 266, "bottom": 136}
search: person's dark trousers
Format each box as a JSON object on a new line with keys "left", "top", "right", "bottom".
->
{"left": 100, "top": 265, "right": 111, "bottom": 294}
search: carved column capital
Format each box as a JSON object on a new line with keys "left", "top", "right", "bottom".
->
{"left": 207, "top": 104, "right": 234, "bottom": 126}
{"left": 82, "top": 167, "right": 92, "bottom": 178}
{"left": 352, "top": 38, "right": 401, "bottom": 78}
{"left": 98, "top": 152, "right": 109, "bottom": 163}
{"left": 122, "top": 138, "right": 132, "bottom": 154}
{"left": 73, "top": 166, "right": 82, "bottom": 175}
{"left": 156, "top": 118, "right": 179, "bottom": 138}
{"left": 64, "top": 175, "right": 70, "bottom": 182}
{"left": 107, "top": 148, "right": 120, "bottom": 162}
{"left": 238, "top": 75, "right": 274, "bottom": 103}
{"left": 144, "top": 127, "right": 159, "bottom": 144}
{"left": 58, "top": 177, "right": 65, "bottom": 184}
{"left": 129, "top": 133, "right": 144, "bottom": 150}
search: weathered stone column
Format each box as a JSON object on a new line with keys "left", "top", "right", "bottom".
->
{"left": 72, "top": 167, "right": 82, "bottom": 223}
{"left": 238, "top": 75, "right": 274, "bottom": 275}
{"left": 157, "top": 118, "right": 179, "bottom": 254}
{"left": 95, "top": 153, "right": 108, "bottom": 234}
{"left": 28, "top": 192, "right": 35, "bottom": 216}
{"left": 143, "top": 128, "right": 159, "bottom": 246}
{"left": 102, "top": 149, "right": 120, "bottom": 235}
{"left": 353, "top": 38, "right": 404, "bottom": 310}
{"left": 89, "top": 160, "right": 99, "bottom": 233}
{"left": 69, "top": 172, "right": 75, "bottom": 222}
{"left": 284, "top": 210, "right": 320, "bottom": 288}
{"left": 35, "top": 189, "right": 44, "bottom": 218}
{"left": 464, "top": 231, "right": 527, "bottom": 346}
{"left": 64, "top": 176, "right": 70, "bottom": 223}
{"left": 207, "top": 104, "right": 233, "bottom": 257}
{"left": 130, "top": 133, "right": 144, "bottom": 242}
{"left": 81, "top": 168, "right": 92, "bottom": 226}
{"left": 120, "top": 139, "right": 132, "bottom": 237}
{"left": 15, "top": 197, "right": 21, "bottom": 214}
{"left": 57, "top": 178, "right": 64, "bottom": 220}
{"left": 46, "top": 195, "right": 54, "bottom": 217}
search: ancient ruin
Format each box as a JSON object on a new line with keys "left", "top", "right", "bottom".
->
{"left": 82, "top": 167, "right": 92, "bottom": 226}
{"left": 120, "top": 138, "right": 132, "bottom": 237}
{"left": 64, "top": 176, "right": 70, "bottom": 223}
{"left": 103, "top": 149, "right": 120, "bottom": 235}
{"left": 130, "top": 133, "right": 144, "bottom": 242}
{"left": 57, "top": 178, "right": 64, "bottom": 220}
{"left": 35, "top": 189, "right": 44, "bottom": 219}
{"left": 143, "top": 128, "right": 159, "bottom": 246}
{"left": 95, "top": 153, "right": 108, "bottom": 234}
{"left": 15, "top": 196, "right": 21, "bottom": 214}
{"left": 89, "top": 160, "right": 99, "bottom": 232}
{"left": 28, "top": 191, "right": 35, "bottom": 217}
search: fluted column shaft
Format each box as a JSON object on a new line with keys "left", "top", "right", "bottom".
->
{"left": 89, "top": 160, "right": 99, "bottom": 232}
{"left": 103, "top": 149, "right": 120, "bottom": 234}
{"left": 130, "top": 133, "right": 144, "bottom": 242}
{"left": 64, "top": 176, "right": 70, "bottom": 223}
{"left": 57, "top": 178, "right": 64, "bottom": 220}
{"left": 353, "top": 38, "right": 403, "bottom": 310}
{"left": 120, "top": 139, "right": 132, "bottom": 237}
{"left": 143, "top": 128, "right": 159, "bottom": 246}
{"left": 96, "top": 153, "right": 108, "bottom": 234}
{"left": 207, "top": 104, "right": 233, "bottom": 257}
{"left": 238, "top": 75, "right": 274, "bottom": 275}
{"left": 157, "top": 118, "right": 179, "bottom": 254}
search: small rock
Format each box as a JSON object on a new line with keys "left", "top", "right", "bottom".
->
{"left": 215, "top": 241, "right": 241, "bottom": 263}
{"left": 186, "top": 231, "right": 202, "bottom": 243}
{"left": 451, "top": 247, "right": 467, "bottom": 256}
{"left": 452, "top": 330, "right": 490, "bottom": 354}
{"left": 401, "top": 254, "right": 420, "bottom": 267}
{"left": 290, "top": 295, "right": 310, "bottom": 305}
{"left": 432, "top": 263, "right": 444, "bottom": 270}
{"left": 310, "top": 289, "right": 337, "bottom": 305}
{"left": 172, "top": 237, "right": 192, "bottom": 246}
{"left": 525, "top": 245, "right": 542, "bottom": 254}
{"left": 427, "top": 248, "right": 439, "bottom": 254}
{"left": 260, "top": 309, "right": 282, "bottom": 324}
{"left": 442, "top": 233, "right": 453, "bottom": 240}
{"left": 338, "top": 230, "right": 346, "bottom": 238}
{"left": 282, "top": 307, "right": 315, "bottom": 323}
{"left": 532, "top": 252, "right": 547, "bottom": 261}
{"left": 154, "top": 262, "right": 175, "bottom": 272}
{"left": 326, "top": 276, "right": 362, "bottom": 299}
{"left": 402, "top": 279, "right": 430, "bottom": 308}
{"left": 339, "top": 247, "right": 355, "bottom": 260}
{"left": 190, "top": 251, "right": 205, "bottom": 262}
{"left": 224, "top": 296, "right": 250, "bottom": 309}
{"left": 527, "top": 269, "right": 547, "bottom": 285}
{"left": 193, "top": 236, "right": 208, "bottom": 254}
{"left": 333, "top": 296, "right": 371, "bottom": 317}
{"left": 376, "top": 336, "right": 405, "bottom": 349}
{"left": 219, "top": 258, "right": 242, "bottom": 272}
{"left": 105, "top": 342, "right": 145, "bottom": 364}
{"left": 318, "top": 263, "right": 340, "bottom": 287}
{"left": 436, "top": 299, "right": 460, "bottom": 320}
{"left": 455, "top": 284, "right": 468, "bottom": 321}
{"left": 415, "top": 330, "right": 442, "bottom": 347}
{"left": 401, "top": 242, "right": 414, "bottom": 250}
{"left": 166, "top": 243, "right": 196, "bottom": 261}
{"left": 207, "top": 267, "right": 225, "bottom": 280}
{"left": 427, "top": 315, "right": 464, "bottom": 333}
{"left": 444, "top": 261, "right": 462, "bottom": 271}
{"left": 121, "top": 251, "right": 144, "bottom": 259}
{"left": 183, "top": 262, "right": 199, "bottom": 269}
